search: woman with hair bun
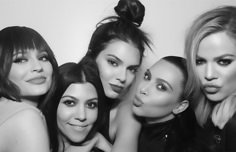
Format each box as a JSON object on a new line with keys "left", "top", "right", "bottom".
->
{"left": 84, "top": 0, "right": 151, "bottom": 151}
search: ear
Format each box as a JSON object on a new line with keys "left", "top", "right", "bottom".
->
{"left": 172, "top": 100, "right": 189, "bottom": 115}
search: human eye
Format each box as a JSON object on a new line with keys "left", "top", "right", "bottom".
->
{"left": 13, "top": 55, "right": 28, "bottom": 64}
{"left": 86, "top": 100, "right": 98, "bottom": 109}
{"left": 107, "top": 59, "right": 118, "bottom": 67}
{"left": 129, "top": 67, "right": 139, "bottom": 74}
{"left": 62, "top": 99, "right": 76, "bottom": 107}
{"left": 196, "top": 58, "right": 205, "bottom": 66}
{"left": 156, "top": 83, "right": 167, "bottom": 91}
{"left": 39, "top": 52, "right": 49, "bottom": 62}
{"left": 217, "top": 59, "right": 232, "bottom": 66}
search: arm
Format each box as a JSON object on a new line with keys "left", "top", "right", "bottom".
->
{"left": 94, "top": 132, "right": 112, "bottom": 152}
{"left": 66, "top": 133, "right": 111, "bottom": 152}
{"left": 4, "top": 109, "right": 50, "bottom": 152}
{"left": 111, "top": 99, "right": 142, "bottom": 152}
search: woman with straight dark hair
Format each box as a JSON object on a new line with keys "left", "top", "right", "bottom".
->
{"left": 132, "top": 56, "right": 197, "bottom": 152}
{"left": 84, "top": 0, "right": 151, "bottom": 151}
{"left": 45, "top": 57, "right": 111, "bottom": 152}
{"left": 0, "top": 26, "right": 59, "bottom": 152}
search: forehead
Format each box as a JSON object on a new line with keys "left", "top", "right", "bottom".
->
{"left": 198, "top": 32, "right": 236, "bottom": 58}
{"left": 101, "top": 40, "right": 140, "bottom": 62}
{"left": 63, "top": 83, "right": 98, "bottom": 99}
{"left": 150, "top": 60, "right": 184, "bottom": 88}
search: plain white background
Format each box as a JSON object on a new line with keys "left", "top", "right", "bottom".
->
{"left": 0, "top": 0, "right": 236, "bottom": 68}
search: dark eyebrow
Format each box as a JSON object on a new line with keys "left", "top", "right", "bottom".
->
{"left": 215, "top": 54, "right": 235, "bottom": 60}
{"left": 107, "top": 54, "right": 122, "bottom": 62}
{"left": 61, "top": 95, "right": 77, "bottom": 101}
{"left": 87, "top": 98, "right": 98, "bottom": 102}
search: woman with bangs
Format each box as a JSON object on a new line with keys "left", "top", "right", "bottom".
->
{"left": 0, "top": 26, "right": 59, "bottom": 152}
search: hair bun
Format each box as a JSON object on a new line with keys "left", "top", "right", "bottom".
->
{"left": 114, "top": 0, "right": 145, "bottom": 27}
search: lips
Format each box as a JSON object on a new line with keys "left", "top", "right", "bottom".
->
{"left": 203, "top": 84, "right": 221, "bottom": 94}
{"left": 26, "top": 76, "right": 46, "bottom": 84}
{"left": 69, "top": 123, "right": 88, "bottom": 131}
{"left": 133, "top": 95, "right": 143, "bottom": 107}
{"left": 110, "top": 84, "right": 124, "bottom": 94}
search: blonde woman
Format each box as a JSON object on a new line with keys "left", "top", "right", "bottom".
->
{"left": 185, "top": 6, "right": 236, "bottom": 152}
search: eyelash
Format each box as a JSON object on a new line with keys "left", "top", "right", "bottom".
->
{"left": 217, "top": 59, "right": 232, "bottom": 66}
{"left": 196, "top": 58, "right": 233, "bottom": 66}
{"left": 156, "top": 83, "right": 167, "bottom": 91}
{"left": 129, "top": 67, "right": 138, "bottom": 74}
{"left": 196, "top": 58, "right": 205, "bottom": 66}
{"left": 13, "top": 54, "right": 49, "bottom": 64}
{"left": 87, "top": 101, "right": 98, "bottom": 109}
{"left": 63, "top": 100, "right": 76, "bottom": 107}
{"left": 13, "top": 57, "right": 27, "bottom": 63}
{"left": 108, "top": 59, "right": 118, "bottom": 67}
{"left": 39, "top": 55, "right": 49, "bottom": 61}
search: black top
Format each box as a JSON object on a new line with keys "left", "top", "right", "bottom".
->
{"left": 138, "top": 108, "right": 199, "bottom": 152}
{"left": 138, "top": 119, "right": 173, "bottom": 152}
{"left": 194, "top": 113, "right": 236, "bottom": 152}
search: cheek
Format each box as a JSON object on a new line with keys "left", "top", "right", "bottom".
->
{"left": 57, "top": 105, "right": 71, "bottom": 124}
{"left": 126, "top": 73, "right": 135, "bottom": 87}
{"left": 145, "top": 95, "right": 176, "bottom": 114}
{"left": 196, "top": 66, "right": 205, "bottom": 81}
{"left": 224, "top": 68, "right": 236, "bottom": 92}
{"left": 44, "top": 62, "right": 53, "bottom": 78}
{"left": 87, "top": 110, "right": 98, "bottom": 124}
{"left": 8, "top": 66, "right": 26, "bottom": 84}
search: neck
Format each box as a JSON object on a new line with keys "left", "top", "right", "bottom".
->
{"left": 21, "top": 96, "right": 40, "bottom": 107}
{"left": 145, "top": 114, "right": 175, "bottom": 124}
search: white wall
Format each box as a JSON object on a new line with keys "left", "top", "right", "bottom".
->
{"left": 1, "top": 0, "right": 236, "bottom": 67}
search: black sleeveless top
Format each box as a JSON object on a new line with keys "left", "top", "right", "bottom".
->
{"left": 138, "top": 108, "right": 199, "bottom": 152}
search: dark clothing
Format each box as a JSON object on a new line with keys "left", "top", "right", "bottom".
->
{"left": 194, "top": 114, "right": 236, "bottom": 152}
{"left": 99, "top": 97, "right": 115, "bottom": 143}
{"left": 138, "top": 108, "right": 199, "bottom": 152}
{"left": 138, "top": 119, "right": 173, "bottom": 152}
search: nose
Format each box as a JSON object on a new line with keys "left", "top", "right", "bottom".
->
{"left": 204, "top": 63, "right": 217, "bottom": 81}
{"left": 139, "top": 83, "right": 149, "bottom": 96}
{"left": 31, "top": 59, "right": 43, "bottom": 72}
{"left": 75, "top": 105, "right": 86, "bottom": 122}
{"left": 117, "top": 68, "right": 127, "bottom": 84}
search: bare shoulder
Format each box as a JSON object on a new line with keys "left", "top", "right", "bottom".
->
{"left": 0, "top": 108, "right": 50, "bottom": 152}
{"left": 110, "top": 99, "right": 141, "bottom": 152}
{"left": 117, "top": 98, "right": 140, "bottom": 128}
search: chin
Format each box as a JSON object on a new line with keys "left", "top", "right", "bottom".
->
{"left": 105, "top": 91, "right": 119, "bottom": 99}
{"left": 132, "top": 106, "right": 142, "bottom": 117}
{"left": 24, "top": 88, "right": 50, "bottom": 96}
{"left": 206, "top": 94, "right": 226, "bottom": 102}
